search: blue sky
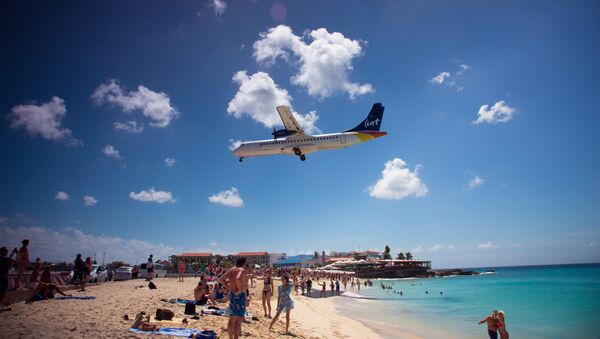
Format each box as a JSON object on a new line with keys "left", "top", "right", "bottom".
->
{"left": 1, "top": 0, "right": 599, "bottom": 268}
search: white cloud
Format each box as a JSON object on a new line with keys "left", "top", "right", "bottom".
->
{"left": 208, "top": 187, "right": 244, "bottom": 207}
{"left": 456, "top": 64, "right": 471, "bottom": 75}
{"left": 429, "top": 244, "right": 443, "bottom": 252}
{"left": 589, "top": 240, "right": 598, "bottom": 247}
{"left": 227, "top": 70, "right": 320, "bottom": 134}
{"left": 0, "top": 225, "right": 183, "bottom": 264}
{"left": 55, "top": 191, "right": 70, "bottom": 201}
{"left": 92, "top": 79, "right": 179, "bottom": 128}
{"left": 253, "top": 25, "right": 373, "bottom": 99}
{"left": 7, "top": 96, "right": 82, "bottom": 146}
{"left": 367, "top": 158, "right": 428, "bottom": 200}
{"left": 447, "top": 245, "right": 456, "bottom": 250}
{"left": 102, "top": 145, "right": 122, "bottom": 159}
{"left": 466, "top": 174, "right": 485, "bottom": 190}
{"left": 83, "top": 196, "right": 98, "bottom": 207}
{"left": 209, "top": 240, "right": 218, "bottom": 247}
{"left": 412, "top": 246, "right": 423, "bottom": 253}
{"left": 478, "top": 241, "right": 497, "bottom": 250}
{"left": 473, "top": 101, "right": 516, "bottom": 125}
{"left": 430, "top": 71, "right": 450, "bottom": 85}
{"left": 209, "top": 0, "right": 226, "bottom": 17}
{"left": 164, "top": 157, "right": 177, "bottom": 167}
{"left": 113, "top": 120, "right": 144, "bottom": 133}
{"left": 430, "top": 63, "right": 470, "bottom": 91}
{"left": 228, "top": 139, "right": 243, "bottom": 151}
{"left": 129, "top": 188, "right": 175, "bottom": 204}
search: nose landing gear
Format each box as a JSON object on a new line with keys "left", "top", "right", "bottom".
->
{"left": 239, "top": 157, "right": 244, "bottom": 162}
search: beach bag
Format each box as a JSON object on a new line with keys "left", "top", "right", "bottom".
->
{"left": 194, "top": 330, "right": 216, "bottom": 339}
{"left": 148, "top": 281, "right": 157, "bottom": 289}
{"left": 155, "top": 308, "right": 174, "bottom": 321}
{"left": 184, "top": 302, "right": 196, "bottom": 315}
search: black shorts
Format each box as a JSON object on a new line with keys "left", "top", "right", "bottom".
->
{"left": 0, "top": 278, "right": 8, "bottom": 292}
{"left": 488, "top": 330, "right": 498, "bottom": 339}
{"left": 147, "top": 268, "right": 154, "bottom": 273}
{"left": 74, "top": 271, "right": 83, "bottom": 281}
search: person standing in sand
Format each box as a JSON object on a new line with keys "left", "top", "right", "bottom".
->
{"left": 319, "top": 281, "right": 326, "bottom": 297}
{"left": 497, "top": 311, "right": 509, "bottom": 339}
{"left": 146, "top": 254, "right": 154, "bottom": 281}
{"left": 15, "top": 239, "right": 29, "bottom": 290}
{"left": 219, "top": 258, "right": 248, "bottom": 339}
{"left": 82, "top": 256, "right": 92, "bottom": 290}
{"left": 261, "top": 269, "right": 274, "bottom": 318}
{"left": 73, "top": 254, "right": 84, "bottom": 290}
{"left": 0, "top": 247, "right": 18, "bottom": 306}
{"left": 478, "top": 310, "right": 499, "bottom": 339}
{"left": 269, "top": 274, "right": 294, "bottom": 335}
{"left": 178, "top": 260, "right": 185, "bottom": 282}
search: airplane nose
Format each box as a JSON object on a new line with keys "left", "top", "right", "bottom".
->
{"left": 232, "top": 144, "right": 243, "bottom": 156}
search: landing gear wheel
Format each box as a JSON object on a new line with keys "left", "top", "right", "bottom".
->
{"left": 239, "top": 157, "right": 244, "bottom": 162}
{"left": 300, "top": 155, "right": 306, "bottom": 161}
{"left": 293, "top": 148, "right": 302, "bottom": 156}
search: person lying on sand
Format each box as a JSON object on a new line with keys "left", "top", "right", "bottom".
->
{"left": 132, "top": 312, "right": 161, "bottom": 332}
{"left": 28, "top": 264, "right": 71, "bottom": 301}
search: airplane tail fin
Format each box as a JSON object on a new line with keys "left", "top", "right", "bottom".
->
{"left": 345, "top": 103, "right": 385, "bottom": 132}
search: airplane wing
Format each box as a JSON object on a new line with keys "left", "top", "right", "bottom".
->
{"left": 276, "top": 105, "right": 306, "bottom": 136}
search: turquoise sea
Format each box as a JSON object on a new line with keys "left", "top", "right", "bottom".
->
{"left": 335, "top": 264, "right": 600, "bottom": 338}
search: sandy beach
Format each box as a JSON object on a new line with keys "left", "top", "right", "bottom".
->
{"left": 0, "top": 277, "right": 392, "bottom": 338}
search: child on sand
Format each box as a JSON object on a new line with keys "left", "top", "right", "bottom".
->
{"left": 269, "top": 275, "right": 294, "bottom": 335}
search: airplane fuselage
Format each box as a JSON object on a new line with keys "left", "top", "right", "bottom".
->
{"left": 232, "top": 130, "right": 387, "bottom": 158}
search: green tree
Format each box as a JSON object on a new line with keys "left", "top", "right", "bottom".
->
{"left": 383, "top": 245, "right": 392, "bottom": 260}
{"left": 397, "top": 252, "right": 406, "bottom": 260}
{"left": 405, "top": 252, "right": 413, "bottom": 260}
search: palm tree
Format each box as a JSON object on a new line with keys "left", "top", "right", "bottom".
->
{"left": 383, "top": 245, "right": 392, "bottom": 260}
{"left": 397, "top": 252, "right": 406, "bottom": 260}
{"left": 405, "top": 252, "right": 413, "bottom": 260}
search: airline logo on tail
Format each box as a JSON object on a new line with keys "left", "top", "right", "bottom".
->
{"left": 365, "top": 118, "right": 381, "bottom": 129}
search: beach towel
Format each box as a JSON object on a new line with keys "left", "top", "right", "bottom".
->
{"left": 149, "top": 316, "right": 198, "bottom": 325}
{"left": 56, "top": 296, "right": 96, "bottom": 300}
{"left": 176, "top": 299, "right": 195, "bottom": 305}
{"left": 200, "top": 308, "right": 226, "bottom": 316}
{"left": 128, "top": 327, "right": 200, "bottom": 337}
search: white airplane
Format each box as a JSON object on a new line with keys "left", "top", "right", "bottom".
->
{"left": 232, "top": 103, "right": 386, "bottom": 162}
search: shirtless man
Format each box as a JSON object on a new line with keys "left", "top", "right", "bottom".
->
{"left": 219, "top": 258, "right": 249, "bottom": 339}
{"left": 478, "top": 310, "right": 499, "bottom": 339}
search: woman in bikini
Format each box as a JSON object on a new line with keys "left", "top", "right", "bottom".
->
{"left": 497, "top": 310, "right": 509, "bottom": 339}
{"left": 262, "top": 269, "right": 274, "bottom": 318}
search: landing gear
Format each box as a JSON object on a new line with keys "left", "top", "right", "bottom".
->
{"left": 239, "top": 157, "right": 244, "bottom": 162}
{"left": 293, "top": 148, "right": 306, "bottom": 161}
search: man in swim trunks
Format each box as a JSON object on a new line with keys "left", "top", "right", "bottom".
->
{"left": 478, "top": 310, "right": 499, "bottom": 339}
{"left": 219, "top": 258, "right": 248, "bottom": 339}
